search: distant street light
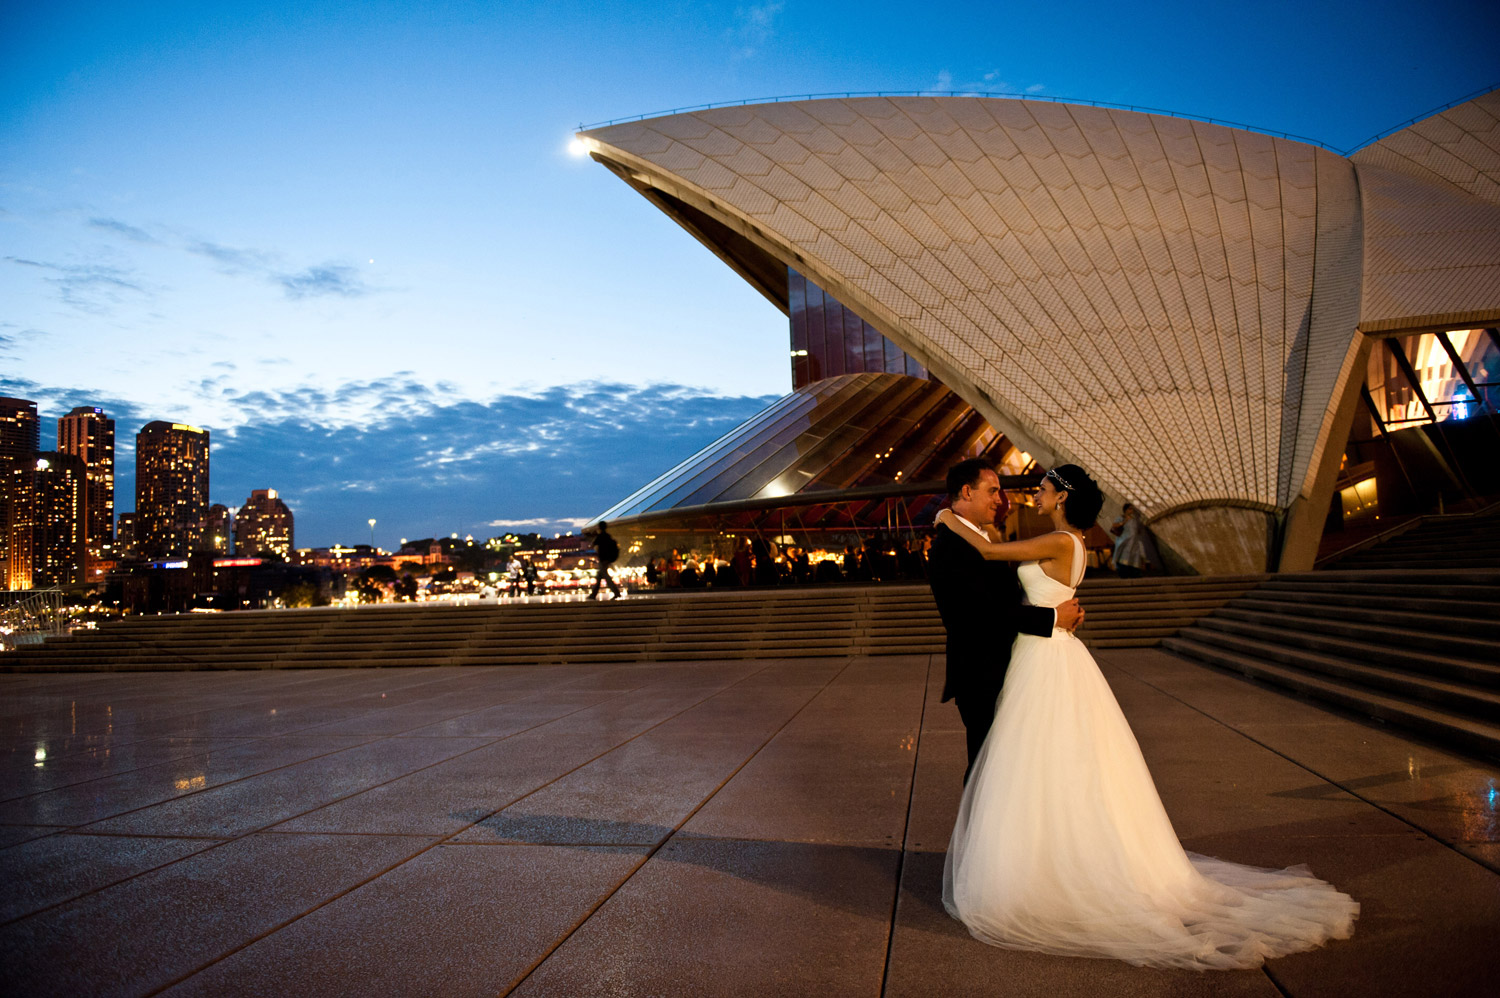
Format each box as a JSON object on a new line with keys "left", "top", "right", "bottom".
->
{"left": 368, "top": 518, "right": 377, "bottom": 549}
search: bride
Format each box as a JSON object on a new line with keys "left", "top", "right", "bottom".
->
{"left": 934, "top": 465, "right": 1358, "bottom": 970}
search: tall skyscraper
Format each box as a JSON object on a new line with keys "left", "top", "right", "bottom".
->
{"left": 1, "top": 397, "right": 40, "bottom": 589}
{"left": 31, "top": 452, "right": 86, "bottom": 587}
{"left": 206, "top": 504, "right": 232, "bottom": 554}
{"left": 135, "top": 421, "right": 210, "bottom": 559}
{"left": 57, "top": 406, "right": 115, "bottom": 573}
{"left": 234, "top": 489, "right": 294, "bottom": 560}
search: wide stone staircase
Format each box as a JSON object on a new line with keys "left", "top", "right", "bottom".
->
{"left": 0, "top": 575, "right": 1256, "bottom": 673}
{"left": 1163, "top": 506, "right": 1500, "bottom": 761}
{"left": 1321, "top": 505, "right": 1500, "bottom": 571}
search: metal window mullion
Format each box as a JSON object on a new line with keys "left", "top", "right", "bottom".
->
{"left": 1385, "top": 338, "right": 1437, "bottom": 422}
{"left": 1434, "top": 330, "right": 1489, "bottom": 413}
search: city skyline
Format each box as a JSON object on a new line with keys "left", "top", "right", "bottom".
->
{"left": 4, "top": 1, "right": 1497, "bottom": 547}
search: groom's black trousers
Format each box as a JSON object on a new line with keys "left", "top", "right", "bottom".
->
{"left": 954, "top": 682, "right": 1005, "bottom": 783}
{"left": 927, "top": 523, "right": 1057, "bottom": 784}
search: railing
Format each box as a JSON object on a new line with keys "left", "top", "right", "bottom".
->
{"left": 0, "top": 589, "right": 69, "bottom": 651}
{"left": 577, "top": 82, "right": 1499, "bottom": 157}
{"left": 1343, "top": 82, "right": 1500, "bottom": 154}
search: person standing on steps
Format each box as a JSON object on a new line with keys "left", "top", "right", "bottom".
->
{"left": 589, "top": 521, "right": 622, "bottom": 599}
{"left": 1109, "top": 502, "right": 1149, "bottom": 578}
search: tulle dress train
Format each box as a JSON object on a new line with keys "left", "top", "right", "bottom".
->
{"left": 942, "top": 535, "right": 1358, "bottom": 969}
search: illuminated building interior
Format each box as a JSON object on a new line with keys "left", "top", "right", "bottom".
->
{"left": 1331, "top": 328, "right": 1500, "bottom": 537}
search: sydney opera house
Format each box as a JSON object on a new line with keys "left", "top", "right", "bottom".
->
{"left": 579, "top": 89, "right": 1500, "bottom": 575}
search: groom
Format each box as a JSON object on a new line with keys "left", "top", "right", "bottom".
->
{"left": 929, "top": 459, "right": 1082, "bottom": 782}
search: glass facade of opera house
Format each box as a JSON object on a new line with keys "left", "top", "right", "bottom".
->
{"left": 591, "top": 268, "right": 1046, "bottom": 584}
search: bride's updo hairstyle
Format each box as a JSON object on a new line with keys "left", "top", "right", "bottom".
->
{"left": 1051, "top": 464, "right": 1104, "bottom": 530}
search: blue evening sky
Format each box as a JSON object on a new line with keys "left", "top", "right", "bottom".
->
{"left": 3, "top": 0, "right": 1495, "bottom": 547}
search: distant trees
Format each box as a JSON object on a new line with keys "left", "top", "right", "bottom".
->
{"left": 277, "top": 581, "right": 328, "bottom": 608}
{"left": 355, "top": 564, "right": 399, "bottom": 603}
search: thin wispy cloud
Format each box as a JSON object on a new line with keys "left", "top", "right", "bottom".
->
{"left": 187, "top": 236, "right": 372, "bottom": 300}
{"left": 936, "top": 71, "right": 1047, "bottom": 97}
{"left": 0, "top": 323, "right": 46, "bottom": 358}
{"left": 186, "top": 240, "right": 274, "bottom": 273}
{"left": 87, "top": 216, "right": 370, "bottom": 300}
{"left": 5, "top": 256, "right": 150, "bottom": 313}
{"left": 278, "top": 264, "right": 367, "bottom": 300}
{"left": 88, "top": 217, "right": 158, "bottom": 243}
{"left": 729, "top": 1, "right": 784, "bottom": 58}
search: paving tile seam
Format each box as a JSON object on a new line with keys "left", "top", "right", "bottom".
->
{"left": 0, "top": 674, "right": 677, "bottom": 919}
{"left": 26, "top": 668, "right": 666, "bottom": 834}
{"left": 238, "top": 668, "right": 625, "bottom": 741}
{"left": 2, "top": 713, "right": 328, "bottom": 764}
{"left": 0, "top": 665, "right": 496, "bottom": 740}
{"left": 1110, "top": 652, "right": 1500, "bottom": 877}
{"left": 149, "top": 657, "right": 830, "bottom": 997}
{"left": 54, "top": 731, "right": 399, "bottom": 830}
{"left": 65, "top": 672, "right": 671, "bottom": 837}
{"left": 0, "top": 735, "right": 275, "bottom": 804}
{"left": 253, "top": 829, "right": 440, "bottom": 838}
{"left": 129, "top": 831, "right": 452, "bottom": 997}
{"left": 41, "top": 829, "right": 233, "bottom": 840}
{"left": 1261, "top": 962, "right": 1296, "bottom": 998}
{"left": 879, "top": 654, "right": 933, "bottom": 998}
{"left": 499, "top": 656, "right": 864, "bottom": 997}
{"left": 0, "top": 834, "right": 228, "bottom": 930}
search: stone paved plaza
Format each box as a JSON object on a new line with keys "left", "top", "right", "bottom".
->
{"left": 2, "top": 650, "right": 1497, "bottom": 997}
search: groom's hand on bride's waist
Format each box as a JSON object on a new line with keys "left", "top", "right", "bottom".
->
{"left": 1056, "top": 599, "right": 1083, "bottom": 632}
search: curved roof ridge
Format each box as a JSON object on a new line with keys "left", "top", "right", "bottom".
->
{"left": 580, "top": 90, "right": 1343, "bottom": 151}
{"left": 1349, "top": 87, "right": 1500, "bottom": 209}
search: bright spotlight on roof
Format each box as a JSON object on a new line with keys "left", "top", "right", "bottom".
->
{"left": 568, "top": 138, "right": 589, "bottom": 157}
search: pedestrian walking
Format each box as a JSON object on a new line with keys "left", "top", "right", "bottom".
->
{"left": 589, "top": 521, "right": 622, "bottom": 599}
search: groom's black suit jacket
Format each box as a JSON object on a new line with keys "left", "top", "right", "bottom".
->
{"left": 928, "top": 521, "right": 1056, "bottom": 704}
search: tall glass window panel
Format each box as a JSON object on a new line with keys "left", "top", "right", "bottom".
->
{"left": 1366, "top": 338, "right": 1429, "bottom": 427}
{"left": 789, "top": 271, "right": 811, "bottom": 387}
{"left": 843, "top": 307, "right": 865, "bottom": 378}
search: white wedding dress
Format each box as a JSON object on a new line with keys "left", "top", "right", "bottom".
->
{"left": 942, "top": 533, "right": 1358, "bottom": 969}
